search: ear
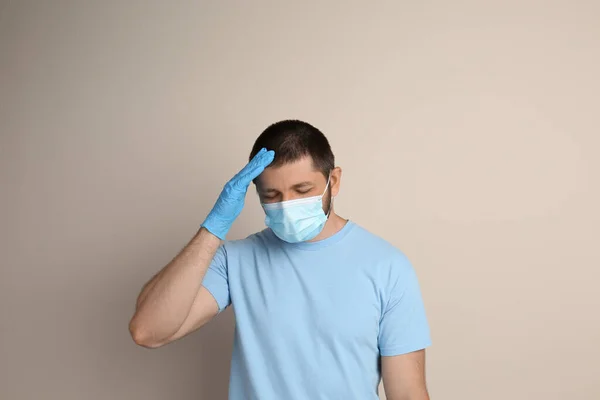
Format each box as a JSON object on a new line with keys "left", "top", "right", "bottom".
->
{"left": 330, "top": 166, "right": 342, "bottom": 197}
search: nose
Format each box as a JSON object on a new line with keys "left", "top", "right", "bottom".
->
{"left": 281, "top": 191, "right": 303, "bottom": 202}
{"left": 281, "top": 193, "right": 295, "bottom": 202}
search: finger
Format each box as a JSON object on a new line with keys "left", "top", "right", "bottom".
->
{"left": 253, "top": 149, "right": 275, "bottom": 170}
{"left": 236, "top": 148, "right": 267, "bottom": 177}
{"left": 237, "top": 150, "right": 275, "bottom": 186}
{"left": 242, "top": 150, "right": 274, "bottom": 181}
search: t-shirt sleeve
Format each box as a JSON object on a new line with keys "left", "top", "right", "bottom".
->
{"left": 201, "top": 244, "right": 231, "bottom": 313}
{"left": 378, "top": 256, "right": 431, "bottom": 357}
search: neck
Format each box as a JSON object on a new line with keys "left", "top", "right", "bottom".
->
{"left": 308, "top": 212, "right": 348, "bottom": 242}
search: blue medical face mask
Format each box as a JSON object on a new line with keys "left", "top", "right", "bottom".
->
{"left": 262, "top": 177, "right": 332, "bottom": 243}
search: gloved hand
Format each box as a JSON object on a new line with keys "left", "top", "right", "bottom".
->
{"left": 201, "top": 148, "right": 275, "bottom": 240}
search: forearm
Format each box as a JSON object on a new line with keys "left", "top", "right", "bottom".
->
{"left": 135, "top": 270, "right": 162, "bottom": 310}
{"left": 129, "top": 228, "right": 220, "bottom": 344}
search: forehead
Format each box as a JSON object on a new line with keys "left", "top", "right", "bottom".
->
{"left": 256, "top": 157, "right": 326, "bottom": 188}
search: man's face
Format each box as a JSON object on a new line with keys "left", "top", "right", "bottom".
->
{"left": 255, "top": 157, "right": 341, "bottom": 210}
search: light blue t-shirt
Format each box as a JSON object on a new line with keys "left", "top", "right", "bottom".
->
{"left": 201, "top": 221, "right": 431, "bottom": 399}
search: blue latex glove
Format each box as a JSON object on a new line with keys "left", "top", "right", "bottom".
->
{"left": 201, "top": 148, "right": 275, "bottom": 240}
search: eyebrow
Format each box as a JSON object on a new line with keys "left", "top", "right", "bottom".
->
{"left": 262, "top": 181, "right": 314, "bottom": 193}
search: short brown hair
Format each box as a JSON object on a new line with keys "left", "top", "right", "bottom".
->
{"left": 249, "top": 120, "right": 334, "bottom": 178}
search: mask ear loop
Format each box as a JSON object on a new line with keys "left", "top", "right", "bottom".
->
{"left": 322, "top": 175, "right": 331, "bottom": 197}
{"left": 324, "top": 174, "right": 333, "bottom": 218}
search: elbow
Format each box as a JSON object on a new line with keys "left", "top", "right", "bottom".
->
{"left": 128, "top": 317, "right": 164, "bottom": 349}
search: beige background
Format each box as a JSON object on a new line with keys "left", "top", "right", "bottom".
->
{"left": 1, "top": 1, "right": 599, "bottom": 399}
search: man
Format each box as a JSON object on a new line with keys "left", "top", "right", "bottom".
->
{"left": 129, "top": 120, "right": 431, "bottom": 399}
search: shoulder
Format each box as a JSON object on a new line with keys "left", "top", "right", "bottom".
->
{"left": 222, "top": 228, "right": 276, "bottom": 253}
{"left": 218, "top": 229, "right": 277, "bottom": 271}
{"left": 348, "top": 222, "right": 415, "bottom": 277}
{"left": 350, "top": 223, "right": 411, "bottom": 261}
